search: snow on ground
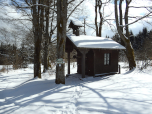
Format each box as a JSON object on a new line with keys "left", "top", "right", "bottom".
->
{"left": 0, "top": 63, "right": 152, "bottom": 114}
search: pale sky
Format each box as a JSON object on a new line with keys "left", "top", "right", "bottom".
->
{"left": 77, "top": 0, "right": 152, "bottom": 37}
{"left": 0, "top": 0, "right": 152, "bottom": 42}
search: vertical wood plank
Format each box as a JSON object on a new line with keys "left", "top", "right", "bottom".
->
{"left": 82, "top": 53, "right": 85, "bottom": 78}
{"left": 79, "top": 49, "right": 88, "bottom": 78}
{"left": 68, "top": 51, "right": 70, "bottom": 75}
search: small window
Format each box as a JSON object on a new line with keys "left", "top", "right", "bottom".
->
{"left": 104, "top": 53, "right": 110, "bottom": 65}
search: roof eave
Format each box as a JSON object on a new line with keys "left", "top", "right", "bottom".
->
{"left": 77, "top": 47, "right": 126, "bottom": 50}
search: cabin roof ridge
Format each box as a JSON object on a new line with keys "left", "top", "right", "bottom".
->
{"left": 66, "top": 34, "right": 126, "bottom": 50}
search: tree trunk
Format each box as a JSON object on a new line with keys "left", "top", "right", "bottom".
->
{"left": 33, "top": 0, "right": 40, "bottom": 78}
{"left": 95, "top": 0, "right": 103, "bottom": 37}
{"left": 98, "top": 0, "right": 102, "bottom": 37}
{"left": 33, "top": 0, "right": 44, "bottom": 78}
{"left": 124, "top": 0, "right": 129, "bottom": 39}
{"left": 95, "top": 0, "right": 98, "bottom": 36}
{"left": 114, "top": 0, "right": 136, "bottom": 70}
{"left": 119, "top": 0, "right": 123, "bottom": 33}
{"left": 119, "top": 0, "right": 125, "bottom": 46}
{"left": 125, "top": 39, "right": 136, "bottom": 69}
{"left": 56, "top": 0, "right": 67, "bottom": 84}
{"left": 43, "top": 0, "right": 50, "bottom": 72}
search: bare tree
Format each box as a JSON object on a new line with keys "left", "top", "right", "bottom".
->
{"left": 3, "top": 0, "right": 86, "bottom": 80}
{"left": 95, "top": 0, "right": 102, "bottom": 36}
{"left": 95, "top": 0, "right": 111, "bottom": 37}
{"left": 31, "top": 0, "right": 45, "bottom": 78}
{"left": 43, "top": 0, "right": 57, "bottom": 73}
{"left": 43, "top": 0, "right": 51, "bottom": 73}
{"left": 55, "top": 0, "right": 67, "bottom": 84}
{"left": 115, "top": 0, "right": 136, "bottom": 70}
{"left": 55, "top": 0, "right": 85, "bottom": 84}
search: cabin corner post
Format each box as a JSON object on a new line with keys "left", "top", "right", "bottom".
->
{"left": 68, "top": 51, "right": 70, "bottom": 75}
{"left": 65, "top": 38, "right": 73, "bottom": 77}
{"left": 119, "top": 65, "right": 121, "bottom": 74}
{"left": 93, "top": 50, "right": 96, "bottom": 77}
{"left": 79, "top": 49, "right": 88, "bottom": 78}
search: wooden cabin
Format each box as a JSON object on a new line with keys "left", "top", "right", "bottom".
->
{"left": 66, "top": 20, "right": 125, "bottom": 78}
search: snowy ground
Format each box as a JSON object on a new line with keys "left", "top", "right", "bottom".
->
{"left": 0, "top": 63, "right": 152, "bottom": 114}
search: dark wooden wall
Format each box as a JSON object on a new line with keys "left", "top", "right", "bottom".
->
{"left": 65, "top": 38, "right": 73, "bottom": 53}
{"left": 86, "top": 50, "right": 94, "bottom": 76}
{"left": 77, "top": 49, "right": 119, "bottom": 76}
{"left": 77, "top": 50, "right": 82, "bottom": 74}
{"left": 94, "top": 49, "right": 119, "bottom": 74}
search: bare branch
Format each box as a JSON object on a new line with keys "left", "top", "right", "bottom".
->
{"left": 129, "top": 6, "right": 151, "bottom": 8}
{"left": 67, "top": 0, "right": 75, "bottom": 5}
{"left": 0, "top": 18, "right": 32, "bottom": 21}
{"left": 14, "top": 4, "right": 57, "bottom": 13}
{"left": 120, "top": 11, "right": 152, "bottom": 27}
{"left": 67, "top": 0, "right": 85, "bottom": 21}
{"left": 85, "top": 23, "right": 96, "bottom": 30}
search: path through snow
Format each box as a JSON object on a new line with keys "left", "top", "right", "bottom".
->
{"left": 56, "top": 75, "right": 83, "bottom": 114}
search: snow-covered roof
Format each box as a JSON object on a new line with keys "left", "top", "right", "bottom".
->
{"left": 71, "top": 20, "right": 83, "bottom": 27}
{"left": 67, "top": 34, "right": 126, "bottom": 50}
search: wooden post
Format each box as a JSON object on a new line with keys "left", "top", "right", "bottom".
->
{"left": 119, "top": 65, "right": 121, "bottom": 74}
{"left": 82, "top": 53, "right": 85, "bottom": 78}
{"left": 79, "top": 49, "right": 88, "bottom": 78}
{"left": 84, "top": 18, "right": 86, "bottom": 35}
{"left": 68, "top": 51, "right": 70, "bottom": 75}
{"left": 93, "top": 50, "right": 96, "bottom": 77}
